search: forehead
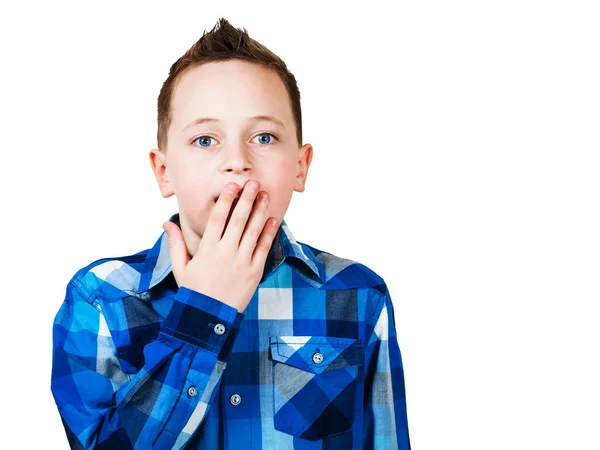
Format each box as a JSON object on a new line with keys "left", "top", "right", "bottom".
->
{"left": 170, "top": 60, "right": 293, "bottom": 130}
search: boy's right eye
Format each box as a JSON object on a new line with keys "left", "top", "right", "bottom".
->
{"left": 193, "top": 136, "right": 215, "bottom": 147}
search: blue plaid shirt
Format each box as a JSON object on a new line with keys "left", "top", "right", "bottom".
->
{"left": 51, "top": 213, "right": 410, "bottom": 449}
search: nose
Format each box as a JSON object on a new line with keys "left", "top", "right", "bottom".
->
{"left": 220, "top": 142, "right": 252, "bottom": 175}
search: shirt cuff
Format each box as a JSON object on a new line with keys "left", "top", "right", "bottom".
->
{"left": 161, "top": 286, "right": 245, "bottom": 361}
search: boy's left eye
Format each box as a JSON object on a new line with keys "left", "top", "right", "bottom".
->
{"left": 192, "top": 133, "right": 277, "bottom": 148}
{"left": 252, "top": 133, "right": 277, "bottom": 145}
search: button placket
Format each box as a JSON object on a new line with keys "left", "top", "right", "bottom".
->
{"left": 187, "top": 386, "right": 198, "bottom": 397}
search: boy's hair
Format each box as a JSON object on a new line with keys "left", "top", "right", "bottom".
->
{"left": 156, "top": 17, "right": 303, "bottom": 153}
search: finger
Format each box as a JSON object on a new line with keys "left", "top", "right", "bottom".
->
{"left": 251, "top": 217, "right": 279, "bottom": 267}
{"left": 221, "top": 179, "right": 261, "bottom": 246}
{"left": 162, "top": 221, "right": 190, "bottom": 285}
{"left": 203, "top": 182, "right": 241, "bottom": 243}
{"left": 238, "top": 190, "right": 270, "bottom": 258}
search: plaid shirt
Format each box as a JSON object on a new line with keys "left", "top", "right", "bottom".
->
{"left": 51, "top": 213, "right": 411, "bottom": 449}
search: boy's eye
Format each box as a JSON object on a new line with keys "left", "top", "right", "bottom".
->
{"left": 194, "top": 136, "right": 215, "bottom": 147}
{"left": 192, "top": 133, "right": 278, "bottom": 148}
{"left": 252, "top": 133, "right": 277, "bottom": 145}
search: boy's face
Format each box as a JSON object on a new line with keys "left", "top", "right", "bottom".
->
{"left": 149, "top": 59, "right": 313, "bottom": 257}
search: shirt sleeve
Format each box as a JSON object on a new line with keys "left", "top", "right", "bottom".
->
{"left": 362, "top": 285, "right": 411, "bottom": 449}
{"left": 51, "top": 279, "right": 244, "bottom": 450}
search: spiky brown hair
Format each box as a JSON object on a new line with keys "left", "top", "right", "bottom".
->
{"left": 156, "top": 17, "right": 302, "bottom": 153}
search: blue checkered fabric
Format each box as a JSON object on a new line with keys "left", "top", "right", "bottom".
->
{"left": 51, "top": 213, "right": 411, "bottom": 449}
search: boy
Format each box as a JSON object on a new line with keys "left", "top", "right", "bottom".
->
{"left": 51, "top": 17, "right": 411, "bottom": 449}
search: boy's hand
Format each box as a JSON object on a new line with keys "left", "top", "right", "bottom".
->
{"left": 162, "top": 180, "right": 278, "bottom": 313}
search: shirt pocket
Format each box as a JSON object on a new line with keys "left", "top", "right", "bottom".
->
{"left": 269, "top": 335, "right": 364, "bottom": 441}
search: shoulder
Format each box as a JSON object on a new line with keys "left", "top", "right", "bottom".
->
{"left": 302, "top": 242, "right": 386, "bottom": 290}
{"left": 68, "top": 248, "right": 151, "bottom": 303}
{"left": 300, "top": 242, "right": 390, "bottom": 315}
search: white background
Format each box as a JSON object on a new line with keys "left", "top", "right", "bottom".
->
{"left": 1, "top": 0, "right": 599, "bottom": 449}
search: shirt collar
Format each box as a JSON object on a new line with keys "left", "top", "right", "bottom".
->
{"left": 136, "top": 212, "right": 325, "bottom": 295}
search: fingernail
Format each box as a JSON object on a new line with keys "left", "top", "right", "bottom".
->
{"left": 228, "top": 183, "right": 238, "bottom": 192}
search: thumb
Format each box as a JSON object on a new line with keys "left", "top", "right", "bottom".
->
{"left": 162, "top": 221, "right": 190, "bottom": 284}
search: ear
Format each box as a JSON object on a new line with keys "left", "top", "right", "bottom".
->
{"left": 294, "top": 143, "right": 313, "bottom": 193}
{"left": 149, "top": 148, "right": 175, "bottom": 198}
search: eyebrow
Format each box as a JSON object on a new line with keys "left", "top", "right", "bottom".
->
{"left": 182, "top": 115, "right": 286, "bottom": 131}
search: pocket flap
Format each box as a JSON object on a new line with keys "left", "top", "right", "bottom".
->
{"left": 269, "top": 335, "right": 363, "bottom": 375}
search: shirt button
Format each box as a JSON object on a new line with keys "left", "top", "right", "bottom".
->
{"left": 214, "top": 323, "right": 226, "bottom": 335}
{"left": 312, "top": 352, "right": 323, "bottom": 364}
{"left": 229, "top": 394, "right": 242, "bottom": 406}
{"left": 187, "top": 386, "right": 198, "bottom": 397}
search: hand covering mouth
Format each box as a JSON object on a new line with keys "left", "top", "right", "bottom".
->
{"left": 224, "top": 196, "right": 240, "bottom": 229}
{"left": 213, "top": 191, "right": 242, "bottom": 202}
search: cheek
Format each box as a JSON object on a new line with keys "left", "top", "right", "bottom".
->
{"left": 265, "top": 159, "right": 296, "bottom": 189}
{"left": 261, "top": 167, "right": 295, "bottom": 214}
{"left": 262, "top": 179, "right": 292, "bottom": 207}
{"left": 173, "top": 168, "right": 213, "bottom": 206}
